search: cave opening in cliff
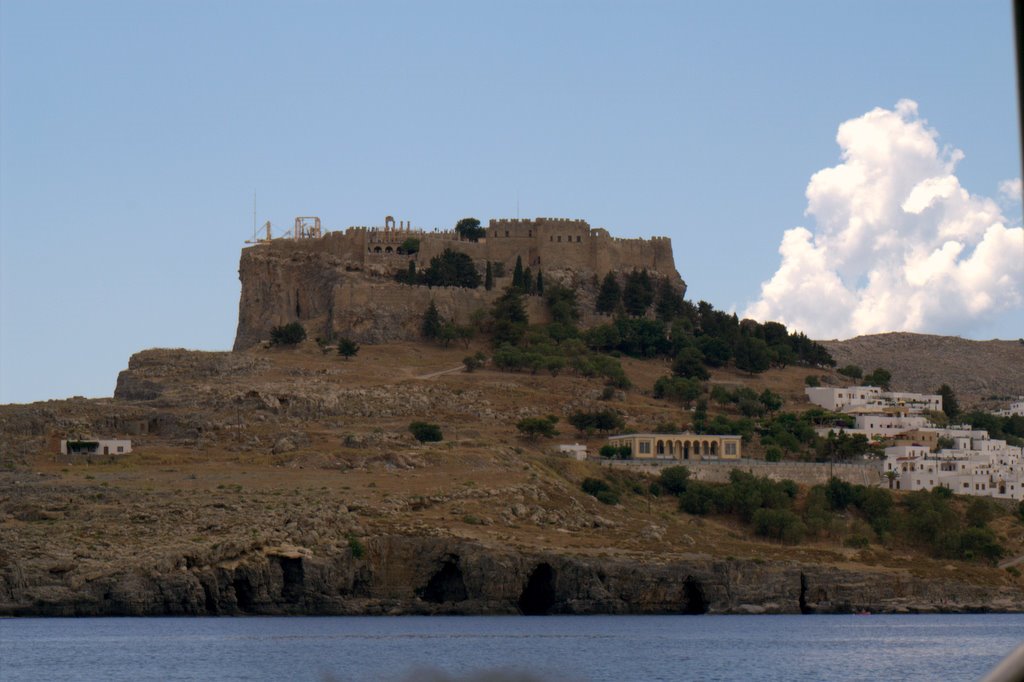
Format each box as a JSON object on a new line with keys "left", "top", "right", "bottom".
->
{"left": 279, "top": 556, "right": 305, "bottom": 604}
{"left": 418, "top": 557, "right": 468, "bottom": 604}
{"left": 682, "top": 576, "right": 708, "bottom": 615}
{"left": 518, "top": 563, "right": 556, "bottom": 615}
{"left": 799, "top": 573, "right": 814, "bottom": 614}
{"left": 233, "top": 576, "right": 256, "bottom": 612}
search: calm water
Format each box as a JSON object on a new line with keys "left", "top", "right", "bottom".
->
{"left": 1, "top": 614, "right": 1022, "bottom": 681}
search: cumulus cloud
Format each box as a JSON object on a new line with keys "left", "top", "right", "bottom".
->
{"left": 1000, "top": 177, "right": 1022, "bottom": 202}
{"left": 744, "top": 100, "right": 1024, "bottom": 339}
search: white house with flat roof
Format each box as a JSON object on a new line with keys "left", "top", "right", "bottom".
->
{"left": 805, "top": 386, "right": 941, "bottom": 414}
{"left": 995, "top": 398, "right": 1024, "bottom": 417}
{"left": 60, "top": 439, "right": 132, "bottom": 456}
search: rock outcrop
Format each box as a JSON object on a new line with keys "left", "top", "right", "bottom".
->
{"left": 2, "top": 535, "right": 1018, "bottom": 617}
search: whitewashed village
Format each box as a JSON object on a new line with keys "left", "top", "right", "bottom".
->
{"left": 583, "top": 386, "right": 1024, "bottom": 502}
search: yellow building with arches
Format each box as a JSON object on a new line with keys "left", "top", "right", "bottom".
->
{"left": 607, "top": 433, "right": 742, "bottom": 461}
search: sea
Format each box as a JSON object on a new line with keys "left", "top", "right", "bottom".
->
{"left": 1, "top": 614, "right": 1022, "bottom": 681}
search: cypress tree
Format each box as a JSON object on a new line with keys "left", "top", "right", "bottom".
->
{"left": 512, "top": 256, "right": 524, "bottom": 290}
{"left": 484, "top": 261, "right": 493, "bottom": 291}
{"left": 595, "top": 272, "right": 621, "bottom": 314}
{"left": 522, "top": 267, "right": 533, "bottom": 294}
{"left": 536, "top": 270, "right": 544, "bottom": 295}
{"left": 422, "top": 301, "right": 442, "bottom": 340}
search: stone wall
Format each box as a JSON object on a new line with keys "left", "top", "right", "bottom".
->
{"left": 602, "top": 458, "right": 884, "bottom": 488}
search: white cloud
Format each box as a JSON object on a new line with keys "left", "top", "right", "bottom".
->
{"left": 744, "top": 100, "right": 1024, "bottom": 339}
{"left": 1000, "top": 177, "right": 1022, "bottom": 202}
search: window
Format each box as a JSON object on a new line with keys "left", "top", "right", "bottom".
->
{"left": 639, "top": 441, "right": 651, "bottom": 454}
{"left": 505, "top": 231, "right": 509, "bottom": 237}
{"left": 117, "top": 446, "right": 124, "bottom": 453}
{"left": 576, "top": 236, "right": 581, "bottom": 242}
{"left": 725, "top": 442, "right": 737, "bottom": 455}
{"left": 557, "top": 236, "right": 562, "bottom": 242}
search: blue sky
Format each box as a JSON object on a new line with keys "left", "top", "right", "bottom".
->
{"left": 1, "top": 0, "right": 1020, "bottom": 404}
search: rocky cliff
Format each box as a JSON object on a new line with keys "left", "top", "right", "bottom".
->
{"left": 3, "top": 531, "right": 1018, "bottom": 617}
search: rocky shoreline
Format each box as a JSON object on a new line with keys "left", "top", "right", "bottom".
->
{"left": 3, "top": 535, "right": 1021, "bottom": 617}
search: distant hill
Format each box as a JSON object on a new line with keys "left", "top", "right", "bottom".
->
{"left": 820, "top": 332, "right": 1024, "bottom": 409}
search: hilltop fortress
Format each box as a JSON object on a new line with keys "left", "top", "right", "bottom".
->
{"left": 233, "top": 216, "right": 683, "bottom": 350}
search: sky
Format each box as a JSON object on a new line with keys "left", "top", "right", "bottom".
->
{"left": 1, "top": 0, "right": 1021, "bottom": 404}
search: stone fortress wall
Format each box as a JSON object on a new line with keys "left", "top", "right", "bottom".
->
{"left": 233, "top": 215, "right": 683, "bottom": 350}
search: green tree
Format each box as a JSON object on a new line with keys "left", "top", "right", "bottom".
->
{"left": 535, "top": 270, "right": 544, "bottom": 295}
{"left": 484, "top": 261, "right": 494, "bottom": 291}
{"left": 938, "top": 383, "right": 960, "bottom": 419}
{"left": 491, "top": 288, "right": 529, "bottom": 346}
{"left": 336, "top": 337, "right": 360, "bottom": 360}
{"left": 693, "top": 398, "right": 708, "bottom": 434}
{"left": 653, "top": 376, "right": 702, "bottom": 408}
{"left": 409, "top": 421, "right": 443, "bottom": 442}
{"left": 422, "top": 301, "right": 442, "bottom": 340}
{"left": 659, "top": 466, "right": 690, "bottom": 495}
{"left": 837, "top": 364, "right": 863, "bottom": 379}
{"left": 864, "top": 367, "right": 892, "bottom": 390}
{"left": 696, "top": 336, "right": 732, "bottom": 367}
{"left": 454, "top": 217, "right": 486, "bottom": 241}
{"left": 622, "top": 269, "right": 655, "bottom": 316}
{"left": 595, "top": 272, "right": 622, "bottom": 314}
{"left": 512, "top": 256, "right": 525, "bottom": 290}
{"left": 654, "top": 278, "right": 685, "bottom": 321}
{"left": 734, "top": 336, "right": 771, "bottom": 374}
{"left": 672, "top": 347, "right": 710, "bottom": 380}
{"left": 568, "top": 409, "right": 625, "bottom": 435}
{"left": 516, "top": 415, "right": 559, "bottom": 440}
{"left": 270, "top": 322, "right": 306, "bottom": 346}
{"left": 399, "top": 237, "right": 420, "bottom": 254}
{"left": 759, "top": 389, "right": 783, "bottom": 415}
{"left": 424, "top": 249, "right": 481, "bottom": 288}
{"left": 463, "top": 351, "right": 487, "bottom": 372}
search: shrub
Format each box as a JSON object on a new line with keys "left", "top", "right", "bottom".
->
{"left": 348, "top": 536, "right": 365, "bottom": 558}
{"left": 581, "top": 477, "right": 611, "bottom": 496}
{"left": 804, "top": 375, "right": 820, "bottom": 387}
{"left": 516, "top": 415, "right": 559, "bottom": 440}
{"left": 337, "top": 338, "right": 360, "bottom": 359}
{"left": 659, "top": 466, "right": 690, "bottom": 495}
{"left": 595, "top": 490, "right": 620, "bottom": 506}
{"left": 764, "top": 446, "right": 783, "bottom": 462}
{"left": 270, "top": 322, "right": 306, "bottom": 346}
{"left": 752, "top": 508, "right": 806, "bottom": 544}
{"left": 409, "top": 421, "right": 443, "bottom": 442}
{"left": 837, "top": 365, "right": 863, "bottom": 379}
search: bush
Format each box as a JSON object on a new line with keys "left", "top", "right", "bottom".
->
{"left": 837, "top": 365, "right": 863, "bottom": 379}
{"left": 804, "top": 375, "right": 820, "bottom": 387}
{"left": 764, "top": 446, "right": 783, "bottom": 462}
{"left": 348, "top": 536, "right": 365, "bottom": 558}
{"left": 516, "top": 415, "right": 559, "bottom": 440}
{"left": 337, "top": 338, "right": 360, "bottom": 359}
{"left": 568, "top": 409, "right": 625, "bottom": 435}
{"left": 599, "top": 444, "right": 631, "bottom": 459}
{"left": 595, "top": 490, "right": 620, "bottom": 505}
{"left": 463, "top": 352, "right": 486, "bottom": 372}
{"left": 752, "top": 508, "right": 806, "bottom": 544}
{"left": 659, "top": 466, "right": 690, "bottom": 495}
{"left": 409, "top": 421, "right": 443, "bottom": 442}
{"left": 270, "top": 322, "right": 307, "bottom": 346}
{"left": 581, "top": 477, "right": 611, "bottom": 496}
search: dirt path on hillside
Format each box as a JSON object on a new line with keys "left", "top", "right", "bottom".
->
{"left": 415, "top": 365, "right": 466, "bottom": 379}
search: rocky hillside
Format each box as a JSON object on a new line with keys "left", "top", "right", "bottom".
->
{"left": 821, "top": 333, "right": 1024, "bottom": 409}
{"left": 2, "top": 340, "right": 1024, "bottom": 617}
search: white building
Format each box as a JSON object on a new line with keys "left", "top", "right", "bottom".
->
{"left": 558, "top": 443, "right": 588, "bottom": 460}
{"left": 60, "top": 439, "right": 132, "bottom": 456}
{"left": 995, "top": 398, "right": 1024, "bottom": 418}
{"left": 805, "top": 386, "right": 942, "bottom": 414}
{"left": 881, "top": 431, "right": 1024, "bottom": 500}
